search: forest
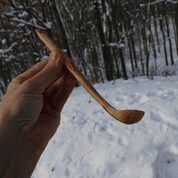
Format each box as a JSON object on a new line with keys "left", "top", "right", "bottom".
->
{"left": 0, "top": 0, "right": 178, "bottom": 99}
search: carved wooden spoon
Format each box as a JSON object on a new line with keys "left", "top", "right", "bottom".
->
{"left": 35, "top": 29, "right": 145, "bottom": 124}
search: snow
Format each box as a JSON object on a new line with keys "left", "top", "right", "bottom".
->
{"left": 43, "top": 22, "right": 52, "bottom": 29}
{"left": 10, "top": 17, "right": 46, "bottom": 30}
{"left": 11, "top": 0, "right": 23, "bottom": 9}
{"left": 2, "top": 12, "right": 14, "bottom": 17}
{"left": 62, "top": 49, "right": 68, "bottom": 53}
{"left": 40, "top": 0, "right": 45, "bottom": 3}
{"left": 31, "top": 18, "right": 37, "bottom": 25}
{"left": 18, "top": 11, "right": 28, "bottom": 18}
{"left": 32, "top": 1, "right": 38, "bottom": 6}
{"left": 62, "top": 1, "right": 74, "bottom": 21}
{"left": 0, "top": 29, "right": 6, "bottom": 33}
{"left": 41, "top": 55, "right": 48, "bottom": 60}
{"left": 0, "top": 2, "right": 178, "bottom": 177}
{"left": 54, "top": 0, "right": 74, "bottom": 59}
{"left": 108, "top": 43, "right": 125, "bottom": 48}
{"left": 84, "top": 48, "right": 87, "bottom": 60}
{"left": 105, "top": 1, "right": 110, "bottom": 16}
{"left": 2, "top": 39, "right": 6, "bottom": 44}
{"left": 0, "top": 42, "right": 18, "bottom": 54}
{"left": 29, "top": 75, "right": 178, "bottom": 178}
{"left": 140, "top": 0, "right": 177, "bottom": 7}
{"left": 22, "top": 39, "right": 26, "bottom": 43}
{"left": 33, "top": 52, "right": 39, "bottom": 56}
{"left": 18, "top": 23, "right": 25, "bottom": 27}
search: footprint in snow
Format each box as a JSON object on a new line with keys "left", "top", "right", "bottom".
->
{"left": 128, "top": 94, "right": 141, "bottom": 105}
{"left": 150, "top": 111, "right": 178, "bottom": 131}
{"left": 65, "top": 168, "right": 70, "bottom": 177}
{"left": 152, "top": 143, "right": 178, "bottom": 178}
{"left": 118, "top": 137, "right": 128, "bottom": 147}
{"left": 88, "top": 131, "right": 98, "bottom": 145}
{"left": 115, "top": 96, "right": 124, "bottom": 102}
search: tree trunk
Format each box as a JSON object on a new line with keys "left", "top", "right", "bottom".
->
{"left": 148, "top": 5, "right": 157, "bottom": 70}
{"left": 174, "top": 3, "right": 178, "bottom": 56}
{"left": 125, "top": 1, "right": 138, "bottom": 69}
{"left": 94, "top": 0, "right": 113, "bottom": 81}
{"left": 157, "top": 3, "right": 168, "bottom": 66}
{"left": 142, "top": 21, "right": 149, "bottom": 78}
{"left": 52, "top": 0, "right": 72, "bottom": 58}
{"left": 162, "top": 2, "right": 174, "bottom": 65}
{"left": 170, "top": 3, "right": 178, "bottom": 56}
{"left": 153, "top": 4, "right": 160, "bottom": 53}
{"left": 138, "top": 25, "right": 145, "bottom": 75}
{"left": 113, "top": 0, "right": 128, "bottom": 80}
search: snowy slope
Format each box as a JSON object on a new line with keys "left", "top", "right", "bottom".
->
{"left": 30, "top": 75, "right": 178, "bottom": 178}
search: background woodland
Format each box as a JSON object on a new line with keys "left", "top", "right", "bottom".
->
{"left": 0, "top": 0, "right": 178, "bottom": 99}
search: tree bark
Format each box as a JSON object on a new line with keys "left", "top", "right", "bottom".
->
{"left": 52, "top": 0, "right": 72, "bottom": 58}
{"left": 94, "top": 0, "right": 113, "bottom": 81}
{"left": 157, "top": 3, "right": 168, "bottom": 66}
{"left": 162, "top": 1, "right": 174, "bottom": 65}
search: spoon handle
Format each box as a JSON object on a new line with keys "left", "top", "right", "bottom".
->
{"left": 65, "top": 59, "right": 114, "bottom": 110}
{"left": 35, "top": 29, "right": 145, "bottom": 124}
{"left": 35, "top": 29, "right": 113, "bottom": 111}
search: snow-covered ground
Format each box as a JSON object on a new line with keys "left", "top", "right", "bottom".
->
{"left": 31, "top": 75, "right": 178, "bottom": 178}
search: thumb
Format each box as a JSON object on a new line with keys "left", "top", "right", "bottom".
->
{"left": 18, "top": 48, "right": 65, "bottom": 94}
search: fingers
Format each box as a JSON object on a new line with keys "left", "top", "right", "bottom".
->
{"left": 11, "top": 57, "right": 49, "bottom": 85}
{"left": 6, "top": 57, "right": 49, "bottom": 94}
{"left": 43, "top": 57, "right": 77, "bottom": 104}
{"left": 49, "top": 75, "right": 76, "bottom": 113}
{"left": 18, "top": 48, "right": 65, "bottom": 94}
{"left": 43, "top": 75, "right": 65, "bottom": 103}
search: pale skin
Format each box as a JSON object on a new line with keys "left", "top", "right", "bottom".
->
{"left": 0, "top": 48, "right": 76, "bottom": 177}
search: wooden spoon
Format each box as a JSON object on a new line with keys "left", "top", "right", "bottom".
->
{"left": 35, "top": 29, "right": 145, "bottom": 124}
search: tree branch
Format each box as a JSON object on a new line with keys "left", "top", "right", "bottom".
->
{"left": 10, "top": 17, "right": 46, "bottom": 30}
{"left": 0, "top": 42, "right": 18, "bottom": 54}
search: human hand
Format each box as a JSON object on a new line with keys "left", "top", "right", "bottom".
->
{"left": 0, "top": 48, "right": 76, "bottom": 152}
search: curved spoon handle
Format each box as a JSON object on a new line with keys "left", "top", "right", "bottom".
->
{"left": 35, "top": 29, "right": 145, "bottom": 124}
{"left": 35, "top": 29, "right": 113, "bottom": 111}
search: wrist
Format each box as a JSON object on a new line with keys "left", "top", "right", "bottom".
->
{"left": 0, "top": 129, "right": 43, "bottom": 178}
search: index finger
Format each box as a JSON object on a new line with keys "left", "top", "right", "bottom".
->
{"left": 11, "top": 57, "right": 49, "bottom": 85}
